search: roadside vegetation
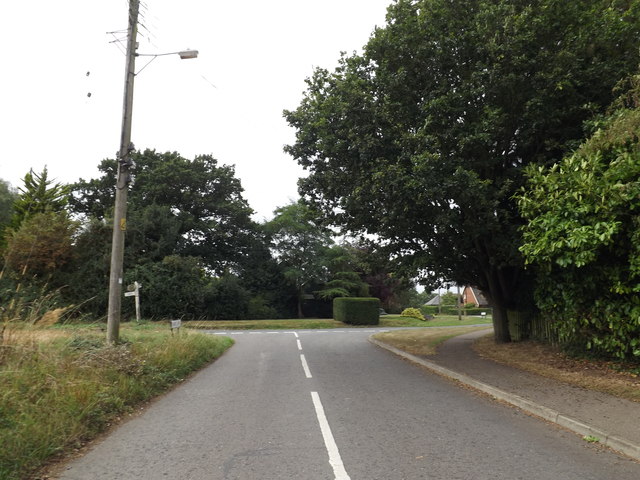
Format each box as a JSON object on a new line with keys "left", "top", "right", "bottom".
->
{"left": 374, "top": 327, "right": 640, "bottom": 403}
{"left": 0, "top": 323, "right": 232, "bottom": 480}
{"left": 372, "top": 326, "right": 491, "bottom": 356}
{"left": 474, "top": 335, "right": 640, "bottom": 404}
{"left": 185, "top": 314, "right": 492, "bottom": 330}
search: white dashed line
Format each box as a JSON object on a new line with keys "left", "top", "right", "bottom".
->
{"left": 311, "top": 392, "right": 351, "bottom": 480}
{"left": 297, "top": 339, "right": 303, "bottom": 351}
{"left": 300, "top": 354, "right": 312, "bottom": 378}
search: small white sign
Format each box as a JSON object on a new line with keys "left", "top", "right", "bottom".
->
{"left": 124, "top": 291, "right": 136, "bottom": 297}
{"left": 171, "top": 319, "right": 182, "bottom": 329}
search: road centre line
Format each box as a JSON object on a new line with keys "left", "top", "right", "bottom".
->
{"left": 311, "top": 392, "right": 351, "bottom": 480}
{"left": 207, "top": 328, "right": 391, "bottom": 336}
{"left": 300, "top": 354, "right": 312, "bottom": 378}
{"left": 297, "top": 339, "right": 303, "bottom": 351}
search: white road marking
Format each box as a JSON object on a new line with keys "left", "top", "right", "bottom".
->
{"left": 297, "top": 339, "right": 303, "bottom": 351}
{"left": 300, "top": 354, "right": 312, "bottom": 378}
{"left": 207, "top": 328, "right": 391, "bottom": 336}
{"left": 311, "top": 392, "right": 351, "bottom": 480}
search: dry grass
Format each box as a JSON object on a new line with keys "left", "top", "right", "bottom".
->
{"left": 474, "top": 334, "right": 640, "bottom": 403}
{"left": 372, "top": 327, "right": 490, "bottom": 356}
{"left": 0, "top": 325, "right": 233, "bottom": 480}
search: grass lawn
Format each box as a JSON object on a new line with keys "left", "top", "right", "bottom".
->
{"left": 0, "top": 323, "right": 232, "bottom": 480}
{"left": 185, "top": 314, "right": 492, "bottom": 330}
{"left": 372, "top": 326, "right": 492, "bottom": 356}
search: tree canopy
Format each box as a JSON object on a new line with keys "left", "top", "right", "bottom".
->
{"left": 0, "top": 180, "right": 17, "bottom": 229}
{"left": 70, "top": 149, "right": 257, "bottom": 274}
{"left": 10, "top": 167, "right": 70, "bottom": 231}
{"left": 284, "top": 0, "right": 640, "bottom": 341}
{"left": 265, "top": 201, "right": 334, "bottom": 318}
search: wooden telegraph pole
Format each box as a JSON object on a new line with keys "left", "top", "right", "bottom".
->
{"left": 107, "top": 0, "right": 139, "bottom": 344}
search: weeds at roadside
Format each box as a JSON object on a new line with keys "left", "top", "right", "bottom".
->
{"left": 0, "top": 326, "right": 233, "bottom": 480}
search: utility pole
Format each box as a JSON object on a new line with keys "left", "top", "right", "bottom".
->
{"left": 107, "top": 0, "right": 139, "bottom": 344}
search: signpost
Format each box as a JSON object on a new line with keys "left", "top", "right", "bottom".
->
{"left": 124, "top": 281, "right": 142, "bottom": 323}
{"left": 170, "top": 319, "right": 182, "bottom": 334}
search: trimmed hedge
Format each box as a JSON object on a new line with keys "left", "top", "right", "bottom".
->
{"left": 333, "top": 297, "right": 380, "bottom": 325}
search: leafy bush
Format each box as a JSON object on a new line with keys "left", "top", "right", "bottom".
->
{"left": 400, "top": 307, "right": 426, "bottom": 321}
{"left": 420, "top": 305, "right": 440, "bottom": 316}
{"left": 518, "top": 76, "right": 640, "bottom": 360}
{"left": 333, "top": 297, "right": 380, "bottom": 325}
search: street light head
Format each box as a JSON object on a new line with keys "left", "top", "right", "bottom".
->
{"left": 179, "top": 49, "right": 198, "bottom": 60}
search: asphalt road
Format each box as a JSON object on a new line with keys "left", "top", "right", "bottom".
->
{"left": 57, "top": 329, "right": 640, "bottom": 479}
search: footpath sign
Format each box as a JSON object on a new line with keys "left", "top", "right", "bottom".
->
{"left": 124, "top": 281, "right": 142, "bottom": 322}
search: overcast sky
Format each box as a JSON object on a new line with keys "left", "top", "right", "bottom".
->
{"left": 0, "top": 0, "right": 392, "bottom": 220}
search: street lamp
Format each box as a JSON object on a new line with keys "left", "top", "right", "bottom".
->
{"left": 106, "top": 0, "right": 197, "bottom": 344}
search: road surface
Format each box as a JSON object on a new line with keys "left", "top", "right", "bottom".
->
{"left": 57, "top": 329, "right": 640, "bottom": 479}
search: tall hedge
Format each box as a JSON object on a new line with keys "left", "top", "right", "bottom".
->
{"left": 333, "top": 297, "right": 380, "bottom": 325}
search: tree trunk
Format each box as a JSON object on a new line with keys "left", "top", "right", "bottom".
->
{"left": 492, "top": 304, "right": 511, "bottom": 343}
{"left": 297, "top": 287, "right": 304, "bottom": 319}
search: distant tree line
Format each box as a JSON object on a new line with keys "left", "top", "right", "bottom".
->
{"left": 0, "top": 151, "right": 421, "bottom": 324}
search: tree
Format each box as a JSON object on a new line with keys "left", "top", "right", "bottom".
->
{"left": 11, "top": 167, "right": 70, "bottom": 230}
{"left": 70, "top": 149, "right": 257, "bottom": 273}
{"left": 284, "top": 0, "right": 640, "bottom": 341}
{"left": 316, "top": 244, "right": 370, "bottom": 300}
{"left": 0, "top": 180, "right": 17, "bottom": 229}
{"left": 0, "top": 179, "right": 17, "bottom": 250}
{"left": 3, "top": 211, "right": 78, "bottom": 278}
{"left": 517, "top": 73, "right": 640, "bottom": 360}
{"left": 265, "top": 201, "right": 334, "bottom": 318}
{"left": 234, "top": 226, "right": 294, "bottom": 318}
{"left": 54, "top": 219, "right": 113, "bottom": 316}
{"left": 124, "top": 255, "right": 209, "bottom": 320}
{"left": 440, "top": 291, "right": 459, "bottom": 307}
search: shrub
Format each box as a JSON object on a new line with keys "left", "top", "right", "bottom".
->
{"left": 333, "top": 297, "right": 380, "bottom": 325}
{"left": 400, "top": 307, "right": 426, "bottom": 321}
{"left": 420, "top": 305, "right": 440, "bottom": 316}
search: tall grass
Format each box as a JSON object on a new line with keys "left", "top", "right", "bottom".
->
{"left": 0, "top": 327, "right": 233, "bottom": 480}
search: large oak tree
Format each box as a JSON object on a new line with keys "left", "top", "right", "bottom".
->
{"left": 284, "top": 0, "right": 640, "bottom": 341}
{"left": 70, "top": 149, "right": 257, "bottom": 274}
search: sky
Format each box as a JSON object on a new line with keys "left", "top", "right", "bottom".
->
{"left": 0, "top": 0, "right": 393, "bottom": 221}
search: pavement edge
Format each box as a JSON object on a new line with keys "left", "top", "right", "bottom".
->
{"left": 368, "top": 336, "right": 640, "bottom": 462}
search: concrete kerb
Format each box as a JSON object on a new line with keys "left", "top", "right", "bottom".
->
{"left": 368, "top": 336, "right": 640, "bottom": 462}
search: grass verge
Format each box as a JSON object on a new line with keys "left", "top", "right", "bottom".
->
{"left": 185, "top": 314, "right": 492, "bottom": 330}
{"left": 371, "top": 326, "right": 490, "bottom": 356}
{"left": 473, "top": 335, "right": 640, "bottom": 403}
{"left": 0, "top": 326, "right": 233, "bottom": 480}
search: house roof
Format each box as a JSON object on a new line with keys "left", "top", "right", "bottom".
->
{"left": 466, "top": 286, "right": 489, "bottom": 306}
{"left": 425, "top": 294, "right": 441, "bottom": 306}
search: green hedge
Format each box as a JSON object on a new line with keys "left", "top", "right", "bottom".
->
{"left": 333, "top": 297, "right": 380, "bottom": 325}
